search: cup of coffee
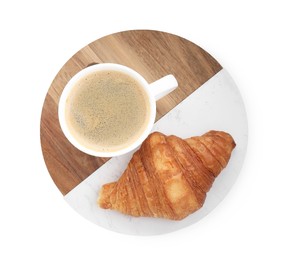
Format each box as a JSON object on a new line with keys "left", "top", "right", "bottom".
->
{"left": 58, "top": 63, "right": 178, "bottom": 157}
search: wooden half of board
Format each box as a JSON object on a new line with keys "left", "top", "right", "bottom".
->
{"left": 40, "top": 30, "right": 222, "bottom": 195}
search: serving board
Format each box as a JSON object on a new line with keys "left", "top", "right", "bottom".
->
{"left": 40, "top": 30, "right": 222, "bottom": 195}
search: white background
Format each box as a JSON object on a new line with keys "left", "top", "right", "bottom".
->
{"left": 1, "top": 0, "right": 286, "bottom": 259}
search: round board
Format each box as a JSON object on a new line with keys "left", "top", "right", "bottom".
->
{"left": 40, "top": 30, "right": 248, "bottom": 235}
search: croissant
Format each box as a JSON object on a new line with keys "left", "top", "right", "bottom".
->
{"left": 98, "top": 130, "right": 236, "bottom": 220}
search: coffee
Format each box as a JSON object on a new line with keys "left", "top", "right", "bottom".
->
{"left": 65, "top": 70, "right": 150, "bottom": 153}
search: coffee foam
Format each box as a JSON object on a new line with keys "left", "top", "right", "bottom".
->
{"left": 65, "top": 70, "right": 150, "bottom": 152}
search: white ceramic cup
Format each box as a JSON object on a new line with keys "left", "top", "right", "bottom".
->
{"left": 58, "top": 63, "right": 178, "bottom": 157}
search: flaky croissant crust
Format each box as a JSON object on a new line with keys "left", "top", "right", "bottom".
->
{"left": 98, "top": 130, "right": 236, "bottom": 220}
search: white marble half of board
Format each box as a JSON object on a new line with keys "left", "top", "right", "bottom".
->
{"left": 64, "top": 69, "right": 248, "bottom": 235}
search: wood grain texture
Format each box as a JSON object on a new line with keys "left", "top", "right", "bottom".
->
{"left": 40, "top": 30, "right": 222, "bottom": 195}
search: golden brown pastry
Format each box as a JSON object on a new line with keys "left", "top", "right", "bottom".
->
{"left": 98, "top": 130, "right": 236, "bottom": 220}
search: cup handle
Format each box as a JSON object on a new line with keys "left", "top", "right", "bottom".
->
{"left": 149, "top": 75, "right": 178, "bottom": 101}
